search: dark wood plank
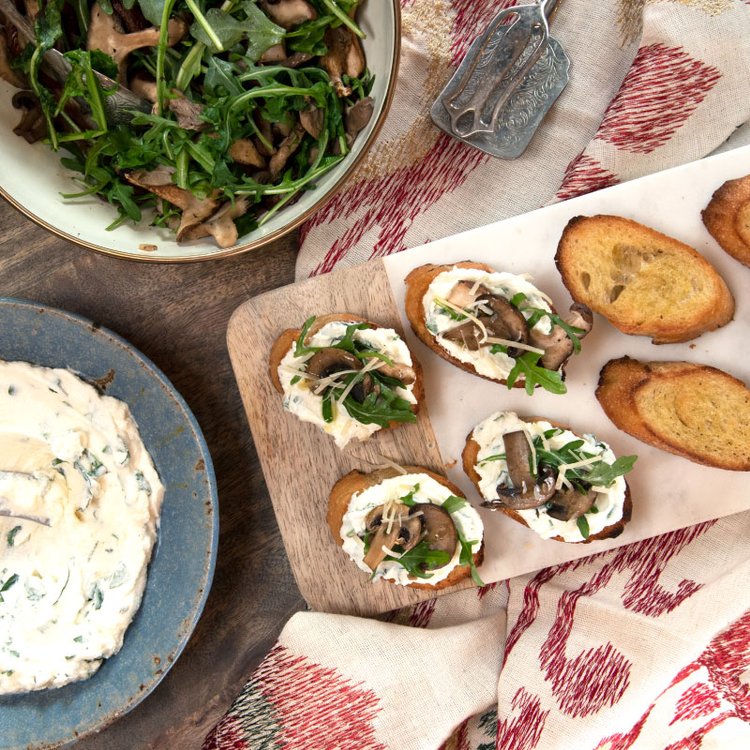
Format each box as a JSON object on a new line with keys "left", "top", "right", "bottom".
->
{"left": 0, "top": 199, "right": 305, "bottom": 749}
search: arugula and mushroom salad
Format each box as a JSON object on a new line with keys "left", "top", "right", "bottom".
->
{"left": 269, "top": 314, "right": 422, "bottom": 449}
{"left": 327, "top": 467, "right": 484, "bottom": 589}
{"left": 404, "top": 262, "right": 594, "bottom": 394}
{"left": 463, "top": 411, "right": 636, "bottom": 544}
{"left": 0, "top": 0, "right": 374, "bottom": 246}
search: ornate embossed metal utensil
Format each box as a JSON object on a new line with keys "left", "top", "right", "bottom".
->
{"left": 431, "top": 0, "right": 569, "bottom": 159}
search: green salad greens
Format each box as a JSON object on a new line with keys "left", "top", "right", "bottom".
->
{"left": 293, "top": 316, "right": 417, "bottom": 429}
{"left": 3, "top": 0, "right": 373, "bottom": 246}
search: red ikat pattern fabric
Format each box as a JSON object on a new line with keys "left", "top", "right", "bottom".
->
{"left": 205, "top": 1, "right": 750, "bottom": 748}
{"left": 295, "top": 0, "right": 750, "bottom": 278}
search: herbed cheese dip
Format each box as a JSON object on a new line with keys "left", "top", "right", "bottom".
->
{"left": 0, "top": 361, "right": 164, "bottom": 694}
{"left": 471, "top": 412, "right": 626, "bottom": 543}
{"left": 278, "top": 321, "right": 418, "bottom": 448}
{"left": 339, "top": 472, "right": 483, "bottom": 586}
{"left": 423, "top": 267, "right": 555, "bottom": 381}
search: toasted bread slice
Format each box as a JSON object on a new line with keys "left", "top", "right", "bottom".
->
{"left": 327, "top": 466, "right": 484, "bottom": 590}
{"left": 597, "top": 357, "right": 750, "bottom": 470}
{"left": 269, "top": 313, "right": 423, "bottom": 436}
{"left": 462, "top": 417, "right": 632, "bottom": 543}
{"left": 556, "top": 215, "right": 734, "bottom": 344}
{"left": 702, "top": 174, "right": 750, "bottom": 267}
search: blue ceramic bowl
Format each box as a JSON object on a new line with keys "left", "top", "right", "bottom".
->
{"left": 0, "top": 298, "right": 218, "bottom": 749}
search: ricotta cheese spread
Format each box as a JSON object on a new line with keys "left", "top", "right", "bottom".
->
{"left": 278, "top": 321, "right": 418, "bottom": 448}
{"left": 339, "top": 472, "right": 484, "bottom": 586}
{"left": 423, "top": 267, "right": 555, "bottom": 381}
{"left": 0, "top": 361, "right": 164, "bottom": 694}
{"left": 470, "top": 412, "right": 626, "bottom": 543}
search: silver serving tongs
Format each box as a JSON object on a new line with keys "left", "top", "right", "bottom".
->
{"left": 431, "top": 0, "right": 569, "bottom": 159}
{"left": 0, "top": 0, "right": 150, "bottom": 125}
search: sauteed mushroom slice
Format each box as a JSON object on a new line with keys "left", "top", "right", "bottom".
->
{"left": 321, "top": 25, "right": 365, "bottom": 97}
{"left": 484, "top": 296, "right": 529, "bottom": 355}
{"left": 344, "top": 96, "right": 373, "bottom": 144}
{"left": 87, "top": 2, "right": 187, "bottom": 83}
{"left": 529, "top": 303, "right": 593, "bottom": 371}
{"left": 442, "top": 321, "right": 484, "bottom": 350}
{"left": 491, "top": 431, "right": 556, "bottom": 510}
{"left": 446, "top": 280, "right": 478, "bottom": 309}
{"left": 261, "top": 0, "right": 317, "bottom": 28}
{"left": 375, "top": 361, "right": 416, "bottom": 385}
{"left": 419, "top": 504, "right": 458, "bottom": 558}
{"left": 546, "top": 487, "right": 597, "bottom": 522}
{"left": 306, "top": 348, "right": 373, "bottom": 403}
{"left": 363, "top": 502, "right": 420, "bottom": 571}
{"left": 11, "top": 90, "right": 46, "bottom": 143}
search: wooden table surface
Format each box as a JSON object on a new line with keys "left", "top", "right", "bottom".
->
{"left": 0, "top": 199, "right": 308, "bottom": 749}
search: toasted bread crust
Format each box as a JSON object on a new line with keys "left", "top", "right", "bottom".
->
{"left": 556, "top": 215, "right": 734, "bottom": 344}
{"left": 702, "top": 175, "right": 750, "bottom": 267}
{"left": 327, "top": 466, "right": 484, "bottom": 590}
{"left": 597, "top": 357, "right": 750, "bottom": 470}
{"left": 462, "top": 418, "right": 632, "bottom": 543}
{"left": 268, "top": 313, "right": 424, "bottom": 422}
{"left": 403, "top": 261, "right": 553, "bottom": 386}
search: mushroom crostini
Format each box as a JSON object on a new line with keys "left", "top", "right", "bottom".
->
{"left": 270, "top": 314, "right": 423, "bottom": 448}
{"left": 463, "top": 412, "right": 636, "bottom": 543}
{"left": 404, "top": 262, "right": 593, "bottom": 393}
{"left": 327, "top": 466, "right": 484, "bottom": 588}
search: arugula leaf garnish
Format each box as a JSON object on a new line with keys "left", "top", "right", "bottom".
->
{"left": 576, "top": 515, "right": 590, "bottom": 539}
{"left": 399, "top": 485, "right": 420, "bottom": 507}
{"left": 294, "top": 317, "right": 416, "bottom": 427}
{"left": 441, "top": 495, "right": 466, "bottom": 514}
{"left": 506, "top": 351, "right": 567, "bottom": 396}
{"left": 383, "top": 541, "right": 451, "bottom": 579}
{"left": 579, "top": 455, "right": 638, "bottom": 488}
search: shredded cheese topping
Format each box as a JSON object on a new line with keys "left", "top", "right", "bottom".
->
{"left": 554, "top": 455, "right": 605, "bottom": 490}
{"left": 483, "top": 336, "right": 545, "bottom": 355}
{"left": 335, "top": 357, "right": 384, "bottom": 406}
{"left": 433, "top": 295, "right": 489, "bottom": 343}
{"left": 521, "top": 427, "right": 538, "bottom": 478}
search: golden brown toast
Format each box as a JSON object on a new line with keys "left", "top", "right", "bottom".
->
{"left": 702, "top": 174, "right": 750, "bottom": 267}
{"left": 462, "top": 420, "right": 632, "bottom": 543}
{"left": 327, "top": 466, "right": 484, "bottom": 590}
{"left": 556, "top": 215, "right": 734, "bottom": 344}
{"left": 597, "top": 357, "right": 750, "bottom": 471}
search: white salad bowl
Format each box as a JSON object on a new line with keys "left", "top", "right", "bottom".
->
{"left": 0, "top": 1, "right": 400, "bottom": 262}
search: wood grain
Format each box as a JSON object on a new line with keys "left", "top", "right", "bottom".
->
{"left": 228, "top": 260, "right": 476, "bottom": 616}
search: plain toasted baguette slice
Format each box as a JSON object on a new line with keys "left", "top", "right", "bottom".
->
{"left": 556, "top": 215, "right": 734, "bottom": 344}
{"left": 597, "top": 357, "right": 750, "bottom": 471}
{"left": 269, "top": 312, "right": 424, "bottom": 422}
{"left": 702, "top": 174, "right": 750, "bottom": 267}
{"left": 462, "top": 420, "right": 632, "bottom": 543}
{"left": 327, "top": 466, "right": 484, "bottom": 590}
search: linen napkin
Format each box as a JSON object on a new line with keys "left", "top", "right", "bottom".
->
{"left": 205, "top": 1, "right": 750, "bottom": 748}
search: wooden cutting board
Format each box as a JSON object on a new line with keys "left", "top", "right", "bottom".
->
{"left": 227, "top": 260, "right": 476, "bottom": 616}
